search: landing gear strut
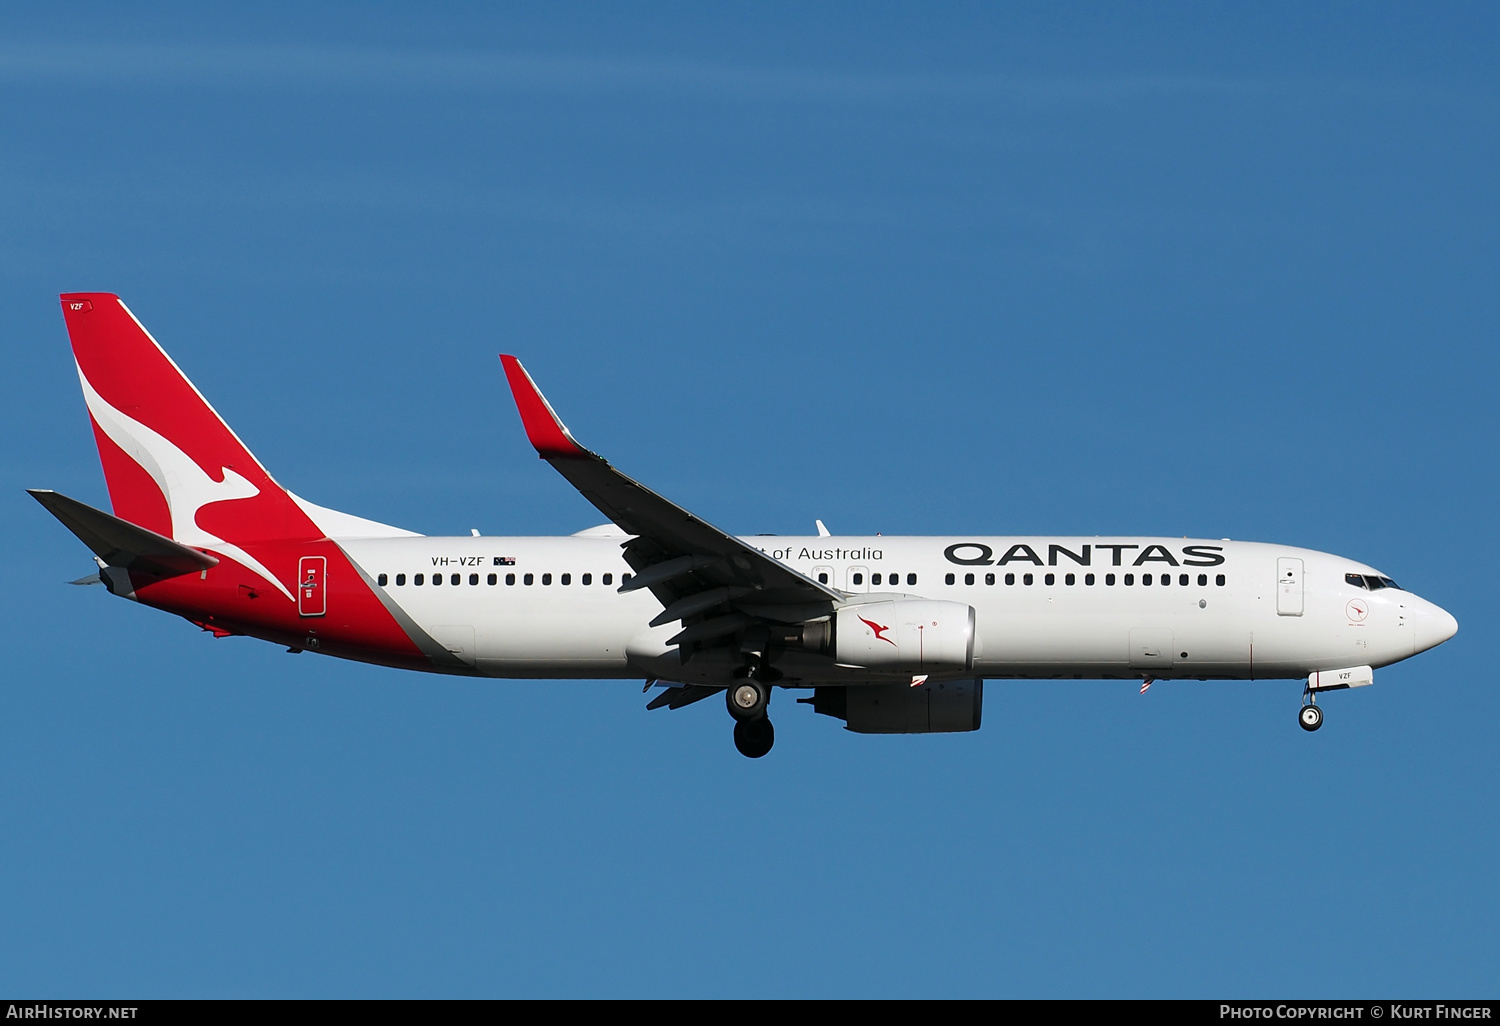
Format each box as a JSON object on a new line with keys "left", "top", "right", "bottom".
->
{"left": 1299, "top": 687, "right": 1323, "bottom": 732}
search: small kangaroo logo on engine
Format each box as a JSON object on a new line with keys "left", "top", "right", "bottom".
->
{"left": 858, "top": 615, "right": 896, "bottom": 646}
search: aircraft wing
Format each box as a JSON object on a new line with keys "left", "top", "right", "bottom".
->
{"left": 500, "top": 356, "right": 841, "bottom": 630}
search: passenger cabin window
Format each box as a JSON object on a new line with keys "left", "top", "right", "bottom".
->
{"left": 1179, "top": 574, "right": 1189, "bottom": 586}
{"left": 524, "top": 573, "right": 534, "bottom": 586}
{"left": 1044, "top": 573, "right": 1055, "bottom": 586}
{"left": 1023, "top": 573, "right": 1034, "bottom": 586}
{"left": 945, "top": 573, "right": 955, "bottom": 585}
{"left": 853, "top": 573, "right": 864, "bottom": 585}
{"left": 1124, "top": 574, "right": 1134, "bottom": 585}
{"left": 621, "top": 574, "right": 632, "bottom": 585}
{"left": 872, "top": 573, "right": 882, "bottom": 586}
{"left": 469, "top": 573, "right": 479, "bottom": 585}
{"left": 433, "top": 573, "right": 443, "bottom": 586}
{"left": 1005, "top": 573, "right": 1015, "bottom": 586}
{"left": 1143, "top": 574, "right": 1152, "bottom": 586}
{"left": 985, "top": 573, "right": 995, "bottom": 586}
{"left": 506, "top": 573, "right": 516, "bottom": 585}
{"left": 561, "top": 573, "right": 571, "bottom": 585}
{"left": 818, "top": 572, "right": 829, "bottom": 584}
{"left": 1106, "top": 574, "right": 1115, "bottom": 585}
{"left": 1198, "top": 574, "right": 1208, "bottom": 586}
{"left": 487, "top": 573, "right": 497, "bottom": 585}
{"left": 542, "top": 573, "right": 552, "bottom": 585}
{"left": 396, "top": 574, "right": 406, "bottom": 586}
{"left": 1085, "top": 573, "right": 1095, "bottom": 586}
{"left": 603, "top": 573, "right": 613, "bottom": 586}
{"left": 907, "top": 573, "right": 917, "bottom": 586}
{"left": 582, "top": 573, "right": 592, "bottom": 585}
{"left": 1065, "top": 573, "right": 1075, "bottom": 586}
{"left": 415, "top": 573, "right": 425, "bottom": 585}
{"left": 378, "top": 573, "right": 388, "bottom": 586}
{"left": 964, "top": 573, "right": 974, "bottom": 585}
{"left": 1216, "top": 574, "right": 1226, "bottom": 586}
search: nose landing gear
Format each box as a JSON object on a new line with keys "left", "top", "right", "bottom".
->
{"left": 1299, "top": 685, "right": 1323, "bottom": 732}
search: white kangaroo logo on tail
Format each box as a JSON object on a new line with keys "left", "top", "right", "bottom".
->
{"left": 76, "top": 365, "right": 296, "bottom": 602}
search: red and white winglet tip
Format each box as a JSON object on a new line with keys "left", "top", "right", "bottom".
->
{"left": 499, "top": 355, "right": 590, "bottom": 459}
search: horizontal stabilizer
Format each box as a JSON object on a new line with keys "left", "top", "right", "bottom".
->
{"left": 29, "top": 489, "right": 219, "bottom": 578}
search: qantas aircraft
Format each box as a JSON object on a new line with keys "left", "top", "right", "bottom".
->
{"left": 33, "top": 294, "right": 1458, "bottom": 757}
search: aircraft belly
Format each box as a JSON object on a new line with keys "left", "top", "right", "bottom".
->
{"left": 973, "top": 610, "right": 1257, "bottom": 679}
{"left": 471, "top": 601, "right": 640, "bottom": 675}
{"left": 376, "top": 584, "right": 649, "bottom": 677}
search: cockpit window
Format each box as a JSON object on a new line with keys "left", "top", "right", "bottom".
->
{"left": 1346, "top": 573, "right": 1368, "bottom": 589}
{"left": 1363, "top": 575, "right": 1387, "bottom": 591}
{"left": 1378, "top": 576, "right": 1401, "bottom": 590}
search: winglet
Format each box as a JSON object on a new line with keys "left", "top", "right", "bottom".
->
{"left": 499, "top": 355, "right": 592, "bottom": 459}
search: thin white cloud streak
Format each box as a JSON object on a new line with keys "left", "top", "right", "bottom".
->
{"left": 0, "top": 39, "right": 1288, "bottom": 105}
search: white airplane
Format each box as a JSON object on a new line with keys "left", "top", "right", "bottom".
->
{"left": 33, "top": 294, "right": 1459, "bottom": 757}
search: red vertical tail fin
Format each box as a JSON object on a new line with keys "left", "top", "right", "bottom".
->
{"left": 60, "top": 293, "right": 329, "bottom": 596}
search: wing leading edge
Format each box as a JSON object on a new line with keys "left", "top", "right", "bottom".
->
{"left": 498, "top": 356, "right": 841, "bottom": 641}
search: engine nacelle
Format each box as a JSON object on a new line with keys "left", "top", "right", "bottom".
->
{"left": 801, "top": 679, "right": 984, "bottom": 734}
{"left": 833, "top": 599, "right": 976, "bottom": 672}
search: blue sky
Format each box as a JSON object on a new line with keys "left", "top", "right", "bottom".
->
{"left": 1, "top": 3, "right": 1496, "bottom": 997}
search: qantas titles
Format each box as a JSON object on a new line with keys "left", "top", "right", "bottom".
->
{"left": 942, "top": 542, "right": 1226, "bottom": 567}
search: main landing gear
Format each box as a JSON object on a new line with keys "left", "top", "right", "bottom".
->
{"left": 727, "top": 668, "right": 774, "bottom": 758}
{"left": 1299, "top": 688, "right": 1324, "bottom": 732}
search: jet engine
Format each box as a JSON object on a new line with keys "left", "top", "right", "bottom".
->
{"left": 828, "top": 599, "right": 976, "bottom": 673}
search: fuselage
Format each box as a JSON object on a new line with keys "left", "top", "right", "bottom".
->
{"left": 129, "top": 532, "right": 1458, "bottom": 687}
{"left": 47, "top": 293, "right": 1462, "bottom": 754}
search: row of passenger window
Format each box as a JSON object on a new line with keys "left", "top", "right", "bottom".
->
{"left": 376, "top": 571, "right": 631, "bottom": 588}
{"left": 946, "top": 571, "right": 1227, "bottom": 587}
{"left": 822, "top": 572, "right": 917, "bottom": 587}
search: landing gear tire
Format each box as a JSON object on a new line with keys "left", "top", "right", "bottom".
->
{"left": 1299, "top": 703, "right": 1323, "bottom": 732}
{"left": 726, "top": 678, "right": 770, "bottom": 722}
{"left": 734, "top": 716, "right": 774, "bottom": 758}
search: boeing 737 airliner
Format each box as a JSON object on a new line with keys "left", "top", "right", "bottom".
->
{"left": 32, "top": 294, "right": 1458, "bottom": 757}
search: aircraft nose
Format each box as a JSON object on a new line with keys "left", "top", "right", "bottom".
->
{"left": 1413, "top": 601, "right": 1459, "bottom": 654}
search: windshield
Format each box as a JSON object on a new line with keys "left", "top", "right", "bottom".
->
{"left": 1346, "top": 572, "right": 1404, "bottom": 591}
